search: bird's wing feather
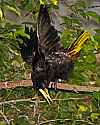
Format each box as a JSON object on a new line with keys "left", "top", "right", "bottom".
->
{"left": 37, "top": 5, "right": 61, "bottom": 54}
{"left": 17, "top": 26, "right": 37, "bottom": 64}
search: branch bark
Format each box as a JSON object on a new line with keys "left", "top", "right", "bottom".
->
{"left": 0, "top": 80, "right": 100, "bottom": 92}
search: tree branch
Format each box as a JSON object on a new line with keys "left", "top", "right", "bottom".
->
{"left": 0, "top": 80, "right": 100, "bottom": 92}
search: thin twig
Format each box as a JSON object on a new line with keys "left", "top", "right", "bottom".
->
{"left": 0, "top": 98, "right": 37, "bottom": 105}
{"left": 0, "top": 110, "right": 10, "bottom": 125}
{"left": 0, "top": 80, "right": 100, "bottom": 93}
{"left": 39, "top": 118, "right": 94, "bottom": 125}
{"left": 0, "top": 97, "right": 85, "bottom": 106}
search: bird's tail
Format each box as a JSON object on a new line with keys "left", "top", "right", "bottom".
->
{"left": 67, "top": 31, "right": 90, "bottom": 59}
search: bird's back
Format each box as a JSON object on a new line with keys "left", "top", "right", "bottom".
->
{"left": 45, "top": 51, "right": 74, "bottom": 82}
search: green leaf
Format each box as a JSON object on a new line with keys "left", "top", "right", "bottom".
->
{"left": 86, "top": 11, "right": 98, "bottom": 17}
{"left": 39, "top": 0, "right": 46, "bottom": 5}
{"left": 50, "top": 0, "right": 58, "bottom": 6}
{"left": 90, "top": 112, "right": 99, "bottom": 121}
{"left": 94, "top": 29, "right": 100, "bottom": 34}
{"left": 93, "top": 91, "right": 100, "bottom": 102}
{"left": 77, "top": 104, "right": 88, "bottom": 112}
{"left": 91, "top": 36, "right": 100, "bottom": 50}
{"left": 0, "top": 8, "right": 3, "bottom": 20}
{"left": 15, "top": 30, "right": 30, "bottom": 39}
{"left": 84, "top": 54, "right": 96, "bottom": 64}
{"left": 61, "top": 29, "right": 72, "bottom": 48}
{"left": 86, "top": 11, "right": 100, "bottom": 23}
{"left": 16, "top": 116, "right": 29, "bottom": 125}
{"left": 23, "top": 0, "right": 33, "bottom": 11}
{"left": 94, "top": 35, "right": 100, "bottom": 42}
{"left": 0, "top": 121, "right": 6, "bottom": 125}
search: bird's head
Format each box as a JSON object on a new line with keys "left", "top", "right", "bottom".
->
{"left": 33, "top": 82, "right": 52, "bottom": 104}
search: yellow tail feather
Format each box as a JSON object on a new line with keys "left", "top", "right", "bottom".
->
{"left": 67, "top": 31, "right": 90, "bottom": 59}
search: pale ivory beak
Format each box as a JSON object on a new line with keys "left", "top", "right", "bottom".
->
{"left": 39, "top": 88, "right": 52, "bottom": 104}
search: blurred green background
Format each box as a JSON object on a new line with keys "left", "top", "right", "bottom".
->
{"left": 0, "top": 0, "right": 100, "bottom": 124}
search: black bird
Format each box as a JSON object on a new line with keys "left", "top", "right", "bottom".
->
{"left": 17, "top": 5, "right": 90, "bottom": 104}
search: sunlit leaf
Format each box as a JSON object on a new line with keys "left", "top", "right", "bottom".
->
{"left": 90, "top": 112, "right": 99, "bottom": 121}
{"left": 50, "top": 0, "right": 58, "bottom": 6}
{"left": 86, "top": 11, "right": 98, "bottom": 17}
{"left": 84, "top": 54, "right": 96, "bottom": 64}
{"left": 0, "top": 8, "right": 3, "bottom": 20}
{"left": 39, "top": 0, "right": 46, "bottom": 5}
{"left": 77, "top": 104, "right": 88, "bottom": 112}
{"left": 15, "top": 30, "right": 30, "bottom": 39}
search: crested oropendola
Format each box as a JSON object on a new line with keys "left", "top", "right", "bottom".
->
{"left": 17, "top": 4, "right": 90, "bottom": 104}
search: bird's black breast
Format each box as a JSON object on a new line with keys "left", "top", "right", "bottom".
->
{"left": 32, "top": 57, "right": 47, "bottom": 80}
{"left": 31, "top": 51, "right": 74, "bottom": 84}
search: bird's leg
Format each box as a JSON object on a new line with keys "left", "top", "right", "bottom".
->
{"left": 51, "top": 80, "right": 59, "bottom": 92}
{"left": 54, "top": 81, "right": 57, "bottom": 91}
{"left": 52, "top": 79, "right": 64, "bottom": 91}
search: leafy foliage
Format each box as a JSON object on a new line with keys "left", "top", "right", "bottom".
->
{"left": 0, "top": 0, "right": 100, "bottom": 124}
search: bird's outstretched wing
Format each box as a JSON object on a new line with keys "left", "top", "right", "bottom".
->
{"left": 37, "top": 5, "right": 61, "bottom": 55}
{"left": 17, "top": 26, "right": 37, "bottom": 64}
